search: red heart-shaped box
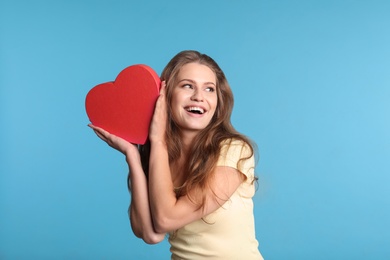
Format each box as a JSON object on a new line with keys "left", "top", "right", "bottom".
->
{"left": 85, "top": 64, "right": 160, "bottom": 144}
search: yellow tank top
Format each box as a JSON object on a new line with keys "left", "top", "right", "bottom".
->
{"left": 169, "top": 139, "right": 264, "bottom": 260}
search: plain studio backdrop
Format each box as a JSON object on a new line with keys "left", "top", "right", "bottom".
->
{"left": 1, "top": 0, "right": 389, "bottom": 259}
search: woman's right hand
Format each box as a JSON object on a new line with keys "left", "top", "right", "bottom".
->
{"left": 88, "top": 124, "right": 139, "bottom": 160}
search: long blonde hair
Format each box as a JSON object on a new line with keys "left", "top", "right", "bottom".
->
{"left": 139, "top": 50, "right": 255, "bottom": 208}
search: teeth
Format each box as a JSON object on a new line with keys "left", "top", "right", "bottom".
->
{"left": 186, "top": 107, "right": 204, "bottom": 114}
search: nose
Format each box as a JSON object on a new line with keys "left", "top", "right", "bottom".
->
{"left": 190, "top": 89, "right": 203, "bottom": 102}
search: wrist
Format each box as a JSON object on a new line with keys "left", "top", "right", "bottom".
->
{"left": 151, "top": 140, "right": 167, "bottom": 149}
{"left": 125, "top": 145, "right": 141, "bottom": 165}
{"left": 150, "top": 139, "right": 167, "bottom": 146}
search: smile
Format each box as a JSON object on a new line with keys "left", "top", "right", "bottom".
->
{"left": 185, "top": 106, "right": 205, "bottom": 115}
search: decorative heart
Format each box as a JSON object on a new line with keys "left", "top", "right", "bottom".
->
{"left": 85, "top": 64, "right": 160, "bottom": 144}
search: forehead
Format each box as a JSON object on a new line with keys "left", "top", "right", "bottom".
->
{"left": 177, "top": 63, "right": 216, "bottom": 83}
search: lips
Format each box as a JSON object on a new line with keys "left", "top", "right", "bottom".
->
{"left": 185, "top": 106, "right": 205, "bottom": 114}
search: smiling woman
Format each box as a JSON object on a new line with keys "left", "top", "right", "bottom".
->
{"left": 90, "top": 50, "right": 264, "bottom": 259}
{"left": 170, "top": 63, "right": 218, "bottom": 136}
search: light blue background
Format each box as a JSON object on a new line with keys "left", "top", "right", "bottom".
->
{"left": 1, "top": 0, "right": 389, "bottom": 259}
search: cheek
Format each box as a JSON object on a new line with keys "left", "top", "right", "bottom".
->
{"left": 170, "top": 93, "right": 180, "bottom": 110}
{"left": 169, "top": 97, "right": 183, "bottom": 122}
{"left": 171, "top": 89, "right": 186, "bottom": 106}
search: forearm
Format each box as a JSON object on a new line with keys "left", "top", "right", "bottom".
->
{"left": 88, "top": 124, "right": 165, "bottom": 243}
{"left": 148, "top": 141, "right": 239, "bottom": 233}
{"left": 148, "top": 141, "right": 177, "bottom": 232}
{"left": 127, "top": 152, "right": 165, "bottom": 244}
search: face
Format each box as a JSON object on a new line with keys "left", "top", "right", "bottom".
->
{"left": 170, "top": 62, "right": 218, "bottom": 136}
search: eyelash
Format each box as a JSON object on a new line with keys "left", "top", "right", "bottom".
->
{"left": 182, "top": 84, "right": 215, "bottom": 92}
{"left": 205, "top": 87, "right": 215, "bottom": 92}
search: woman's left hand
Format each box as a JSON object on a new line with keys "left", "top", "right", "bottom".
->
{"left": 149, "top": 81, "right": 168, "bottom": 144}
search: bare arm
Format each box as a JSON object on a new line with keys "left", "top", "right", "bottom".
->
{"left": 149, "top": 141, "right": 244, "bottom": 233}
{"left": 126, "top": 146, "right": 166, "bottom": 244}
{"left": 89, "top": 125, "right": 165, "bottom": 244}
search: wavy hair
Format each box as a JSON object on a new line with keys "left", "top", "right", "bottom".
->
{"left": 138, "top": 50, "right": 255, "bottom": 209}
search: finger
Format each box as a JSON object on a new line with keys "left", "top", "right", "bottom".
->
{"left": 89, "top": 124, "right": 103, "bottom": 132}
{"left": 93, "top": 129, "right": 109, "bottom": 142}
{"left": 88, "top": 123, "right": 96, "bottom": 129}
{"left": 161, "top": 80, "right": 166, "bottom": 89}
{"left": 159, "top": 80, "right": 167, "bottom": 95}
{"left": 89, "top": 125, "right": 111, "bottom": 142}
{"left": 89, "top": 124, "right": 111, "bottom": 136}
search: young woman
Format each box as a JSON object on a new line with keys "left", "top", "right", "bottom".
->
{"left": 90, "top": 50, "right": 264, "bottom": 259}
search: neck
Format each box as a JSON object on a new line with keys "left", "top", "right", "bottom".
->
{"left": 179, "top": 130, "right": 198, "bottom": 156}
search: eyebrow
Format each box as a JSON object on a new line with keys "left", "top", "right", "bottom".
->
{"left": 178, "top": 79, "right": 216, "bottom": 86}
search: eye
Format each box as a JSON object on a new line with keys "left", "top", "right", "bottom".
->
{"left": 205, "top": 86, "right": 215, "bottom": 92}
{"left": 182, "top": 84, "right": 193, "bottom": 89}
